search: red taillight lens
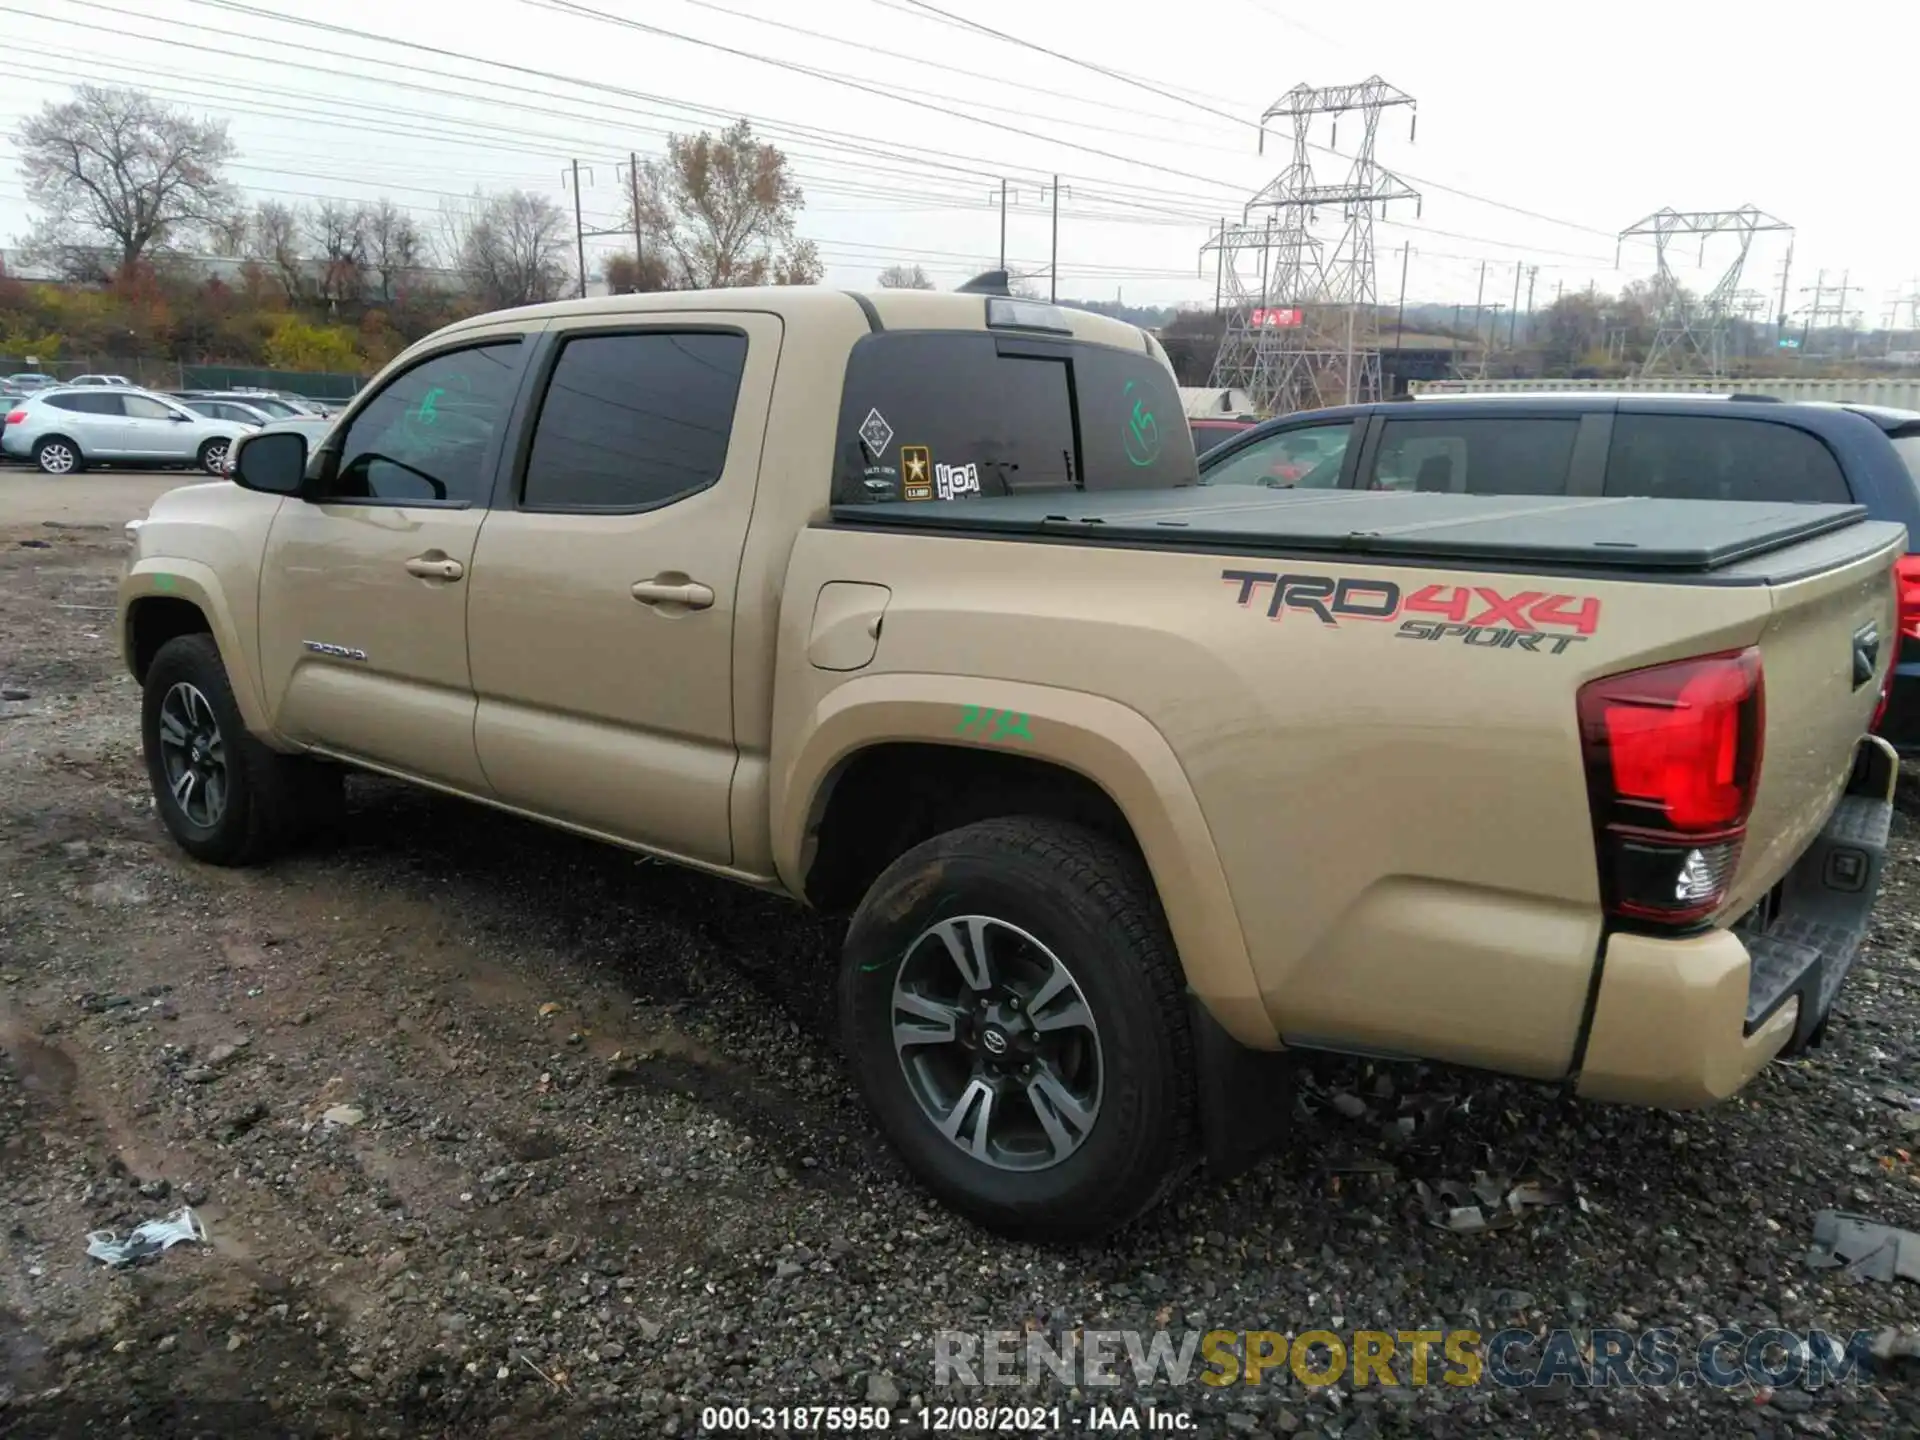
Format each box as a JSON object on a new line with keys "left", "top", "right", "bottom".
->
{"left": 1578, "top": 648, "right": 1765, "bottom": 926}
{"left": 1897, "top": 555, "right": 1920, "bottom": 643}
{"left": 3, "top": 410, "right": 24, "bottom": 427}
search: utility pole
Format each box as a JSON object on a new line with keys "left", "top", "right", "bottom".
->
{"left": 565, "top": 160, "right": 588, "bottom": 300}
{"left": 1473, "top": 260, "right": 1488, "bottom": 343}
{"left": 627, "top": 152, "right": 645, "bottom": 282}
{"left": 1774, "top": 240, "right": 1793, "bottom": 342}
{"left": 997, "top": 181, "right": 1009, "bottom": 271}
{"left": 1800, "top": 269, "right": 1827, "bottom": 352}
{"left": 1524, "top": 266, "right": 1538, "bottom": 343}
{"left": 1834, "top": 269, "right": 1854, "bottom": 355}
{"left": 1213, "top": 218, "right": 1226, "bottom": 316}
{"left": 1507, "top": 261, "right": 1522, "bottom": 348}
{"left": 1047, "top": 175, "right": 1065, "bottom": 302}
{"left": 1393, "top": 240, "right": 1409, "bottom": 349}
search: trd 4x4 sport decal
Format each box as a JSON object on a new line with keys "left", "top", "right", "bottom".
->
{"left": 1221, "top": 569, "right": 1601, "bottom": 654}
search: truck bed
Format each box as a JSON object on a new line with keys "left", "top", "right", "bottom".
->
{"left": 828, "top": 489, "right": 1872, "bottom": 581}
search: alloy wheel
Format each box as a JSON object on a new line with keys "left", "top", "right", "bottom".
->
{"left": 156, "top": 682, "right": 228, "bottom": 829}
{"left": 890, "top": 915, "right": 1104, "bottom": 1172}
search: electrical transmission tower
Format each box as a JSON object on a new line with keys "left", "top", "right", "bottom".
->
{"left": 1202, "top": 77, "right": 1418, "bottom": 415}
{"left": 1617, "top": 206, "right": 1792, "bottom": 378}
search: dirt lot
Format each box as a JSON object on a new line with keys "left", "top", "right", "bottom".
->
{"left": 4, "top": 469, "right": 1920, "bottom": 1438}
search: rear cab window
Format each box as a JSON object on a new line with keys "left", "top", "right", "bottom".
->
{"left": 831, "top": 328, "right": 1195, "bottom": 505}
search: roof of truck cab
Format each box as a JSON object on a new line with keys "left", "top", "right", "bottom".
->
{"left": 434, "top": 286, "right": 1152, "bottom": 352}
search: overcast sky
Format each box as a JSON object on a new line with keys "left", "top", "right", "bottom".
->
{"left": 1, "top": 0, "right": 1915, "bottom": 322}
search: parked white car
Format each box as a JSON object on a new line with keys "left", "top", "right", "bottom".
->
{"left": 69, "top": 374, "right": 134, "bottom": 387}
{"left": 1, "top": 386, "right": 257, "bottom": 475}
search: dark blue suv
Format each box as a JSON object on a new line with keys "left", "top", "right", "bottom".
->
{"left": 1196, "top": 393, "right": 1920, "bottom": 753}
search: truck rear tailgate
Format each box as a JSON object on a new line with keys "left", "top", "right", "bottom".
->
{"left": 1716, "top": 520, "right": 1902, "bottom": 916}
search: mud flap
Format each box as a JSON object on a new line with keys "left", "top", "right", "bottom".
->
{"left": 1189, "top": 994, "right": 1297, "bottom": 1180}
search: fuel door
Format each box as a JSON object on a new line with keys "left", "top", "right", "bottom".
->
{"left": 807, "top": 582, "right": 891, "bottom": 672}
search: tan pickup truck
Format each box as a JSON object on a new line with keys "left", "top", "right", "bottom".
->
{"left": 118, "top": 285, "right": 1903, "bottom": 1240}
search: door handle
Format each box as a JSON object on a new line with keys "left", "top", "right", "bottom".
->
{"left": 631, "top": 578, "right": 715, "bottom": 610}
{"left": 404, "top": 555, "right": 464, "bottom": 581}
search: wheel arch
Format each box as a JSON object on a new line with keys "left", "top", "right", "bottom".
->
{"left": 773, "top": 673, "right": 1275, "bottom": 1047}
{"left": 32, "top": 433, "right": 82, "bottom": 468}
{"left": 122, "top": 563, "right": 275, "bottom": 738}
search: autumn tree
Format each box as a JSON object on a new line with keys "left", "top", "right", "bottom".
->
{"left": 15, "top": 85, "right": 237, "bottom": 278}
{"left": 1536, "top": 292, "right": 1606, "bottom": 373}
{"left": 877, "top": 264, "right": 934, "bottom": 290}
{"left": 603, "top": 250, "right": 675, "bottom": 294}
{"left": 631, "top": 120, "right": 822, "bottom": 289}
{"left": 443, "top": 190, "right": 573, "bottom": 310}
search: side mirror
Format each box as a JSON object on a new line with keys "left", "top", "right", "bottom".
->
{"left": 230, "top": 430, "right": 309, "bottom": 496}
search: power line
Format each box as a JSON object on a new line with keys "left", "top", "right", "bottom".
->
{"left": 893, "top": 0, "right": 1651, "bottom": 246}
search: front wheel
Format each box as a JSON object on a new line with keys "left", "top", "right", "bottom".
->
{"left": 142, "top": 633, "right": 341, "bottom": 865}
{"left": 840, "top": 817, "right": 1197, "bottom": 1241}
{"left": 197, "top": 437, "right": 232, "bottom": 476}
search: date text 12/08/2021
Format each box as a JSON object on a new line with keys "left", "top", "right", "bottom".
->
{"left": 699, "top": 1405, "right": 1192, "bottom": 1432}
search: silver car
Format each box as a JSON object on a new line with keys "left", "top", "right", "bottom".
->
{"left": 1, "top": 386, "right": 257, "bottom": 475}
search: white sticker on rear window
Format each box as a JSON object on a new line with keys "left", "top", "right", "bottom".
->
{"left": 858, "top": 408, "right": 894, "bottom": 457}
{"left": 935, "top": 461, "right": 980, "bottom": 500}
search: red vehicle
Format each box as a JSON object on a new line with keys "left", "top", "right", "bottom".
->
{"left": 1188, "top": 417, "right": 1256, "bottom": 456}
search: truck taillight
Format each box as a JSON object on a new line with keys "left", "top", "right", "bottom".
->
{"left": 1897, "top": 555, "right": 1920, "bottom": 642}
{"left": 1577, "top": 648, "right": 1764, "bottom": 927}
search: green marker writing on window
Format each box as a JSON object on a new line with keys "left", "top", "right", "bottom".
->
{"left": 415, "top": 387, "right": 445, "bottom": 426}
{"left": 1122, "top": 380, "right": 1161, "bottom": 468}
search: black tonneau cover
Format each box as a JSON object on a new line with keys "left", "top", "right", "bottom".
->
{"left": 828, "top": 489, "right": 1871, "bottom": 575}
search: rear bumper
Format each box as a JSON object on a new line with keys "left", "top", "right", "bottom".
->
{"left": 1577, "top": 735, "right": 1896, "bottom": 1109}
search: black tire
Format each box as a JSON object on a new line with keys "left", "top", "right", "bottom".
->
{"left": 141, "top": 633, "right": 338, "bottom": 865}
{"left": 196, "top": 437, "right": 233, "bottom": 476}
{"left": 33, "top": 436, "right": 82, "bottom": 475}
{"left": 840, "top": 817, "right": 1197, "bottom": 1241}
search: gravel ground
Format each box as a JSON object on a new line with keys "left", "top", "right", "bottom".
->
{"left": 2, "top": 477, "right": 1920, "bottom": 1438}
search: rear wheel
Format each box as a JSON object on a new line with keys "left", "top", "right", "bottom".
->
{"left": 142, "top": 633, "right": 341, "bottom": 865}
{"left": 34, "top": 437, "right": 80, "bottom": 474}
{"left": 196, "top": 437, "right": 232, "bottom": 476}
{"left": 840, "top": 817, "right": 1197, "bottom": 1241}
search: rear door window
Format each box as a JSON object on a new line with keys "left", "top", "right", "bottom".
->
{"left": 521, "top": 330, "right": 748, "bottom": 512}
{"left": 48, "top": 392, "right": 125, "bottom": 415}
{"left": 832, "top": 330, "right": 1194, "bottom": 504}
{"left": 1365, "top": 417, "right": 1579, "bottom": 495}
{"left": 1604, "top": 415, "right": 1850, "bottom": 504}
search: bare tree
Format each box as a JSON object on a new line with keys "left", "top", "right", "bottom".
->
{"left": 877, "top": 263, "right": 935, "bottom": 290}
{"left": 14, "top": 85, "right": 236, "bottom": 277}
{"left": 245, "top": 200, "right": 307, "bottom": 302}
{"left": 631, "top": 120, "right": 818, "bottom": 289}
{"left": 445, "top": 190, "right": 572, "bottom": 310}
{"left": 306, "top": 200, "right": 367, "bottom": 307}
{"left": 362, "top": 199, "right": 425, "bottom": 302}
